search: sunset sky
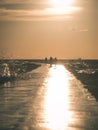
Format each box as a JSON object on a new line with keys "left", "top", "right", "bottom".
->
{"left": 0, "top": 0, "right": 98, "bottom": 59}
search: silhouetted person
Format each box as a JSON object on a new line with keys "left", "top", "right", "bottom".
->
{"left": 45, "top": 57, "right": 48, "bottom": 63}
{"left": 54, "top": 57, "right": 57, "bottom": 65}
{"left": 49, "top": 57, "right": 53, "bottom": 67}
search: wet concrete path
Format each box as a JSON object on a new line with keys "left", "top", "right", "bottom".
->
{"left": 0, "top": 64, "right": 98, "bottom": 130}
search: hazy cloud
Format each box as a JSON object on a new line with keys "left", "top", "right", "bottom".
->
{"left": 0, "top": 0, "right": 82, "bottom": 21}
{"left": 0, "top": 0, "right": 34, "bottom": 4}
{"left": 0, "top": 0, "right": 50, "bottom": 4}
{"left": 0, "top": 8, "right": 72, "bottom": 21}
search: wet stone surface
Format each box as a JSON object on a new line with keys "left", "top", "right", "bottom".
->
{"left": 0, "top": 64, "right": 98, "bottom": 130}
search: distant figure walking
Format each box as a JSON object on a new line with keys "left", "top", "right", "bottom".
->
{"left": 45, "top": 57, "right": 48, "bottom": 63}
{"left": 49, "top": 57, "right": 53, "bottom": 67}
{"left": 54, "top": 57, "right": 57, "bottom": 65}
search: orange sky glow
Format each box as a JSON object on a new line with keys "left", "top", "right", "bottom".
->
{"left": 0, "top": 0, "right": 97, "bottom": 59}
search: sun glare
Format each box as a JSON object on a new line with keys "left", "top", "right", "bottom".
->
{"left": 49, "top": 0, "right": 75, "bottom": 14}
{"left": 43, "top": 65, "right": 73, "bottom": 130}
{"left": 51, "top": 0, "right": 74, "bottom": 8}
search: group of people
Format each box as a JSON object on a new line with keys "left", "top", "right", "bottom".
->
{"left": 45, "top": 57, "right": 58, "bottom": 66}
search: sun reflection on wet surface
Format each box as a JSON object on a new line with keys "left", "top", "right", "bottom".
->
{"left": 43, "top": 65, "right": 73, "bottom": 130}
{"left": 1, "top": 64, "right": 98, "bottom": 130}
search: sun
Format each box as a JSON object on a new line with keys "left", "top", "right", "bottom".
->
{"left": 50, "top": 0, "right": 75, "bottom": 14}
{"left": 51, "top": 0, "right": 74, "bottom": 8}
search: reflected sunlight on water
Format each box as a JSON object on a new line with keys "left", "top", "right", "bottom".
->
{"left": 43, "top": 65, "right": 73, "bottom": 130}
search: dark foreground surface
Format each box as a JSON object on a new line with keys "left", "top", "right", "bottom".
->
{"left": 65, "top": 60, "right": 98, "bottom": 101}
{"left": 0, "top": 59, "right": 41, "bottom": 84}
{"left": 0, "top": 60, "right": 98, "bottom": 130}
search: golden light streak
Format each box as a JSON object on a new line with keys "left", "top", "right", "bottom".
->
{"left": 43, "top": 65, "right": 73, "bottom": 130}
